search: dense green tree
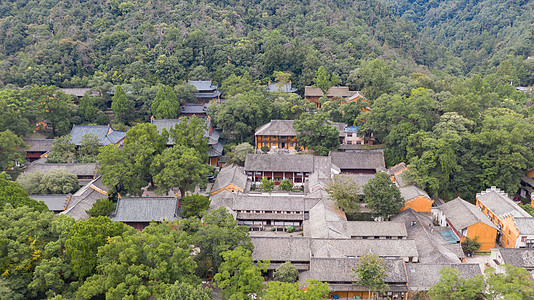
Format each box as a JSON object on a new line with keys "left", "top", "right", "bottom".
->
{"left": 294, "top": 113, "right": 340, "bottom": 156}
{"left": 38, "top": 169, "right": 79, "bottom": 194}
{"left": 86, "top": 199, "right": 115, "bottom": 217}
{"left": 76, "top": 223, "right": 197, "bottom": 299}
{"left": 229, "top": 143, "right": 255, "bottom": 166}
{"left": 0, "top": 130, "right": 28, "bottom": 172}
{"left": 278, "top": 179, "right": 294, "bottom": 191}
{"left": 213, "top": 247, "right": 268, "bottom": 300}
{"left": 461, "top": 237, "right": 481, "bottom": 256}
{"left": 98, "top": 123, "right": 167, "bottom": 195}
{"left": 209, "top": 90, "right": 272, "bottom": 143}
{"left": 314, "top": 66, "right": 340, "bottom": 96}
{"left": 362, "top": 172, "right": 404, "bottom": 219}
{"left": 37, "top": 87, "right": 73, "bottom": 136}
{"left": 221, "top": 74, "right": 257, "bottom": 98}
{"left": 349, "top": 59, "right": 392, "bottom": 101}
{"left": 260, "top": 177, "right": 275, "bottom": 192}
{"left": 77, "top": 134, "right": 103, "bottom": 163}
{"left": 0, "top": 89, "right": 37, "bottom": 137}
{"left": 366, "top": 88, "right": 439, "bottom": 165}
{"left": 15, "top": 171, "right": 44, "bottom": 195}
{"left": 187, "top": 207, "right": 253, "bottom": 277}
{"left": 326, "top": 175, "right": 362, "bottom": 214}
{"left": 180, "top": 194, "right": 210, "bottom": 218}
{"left": 0, "top": 178, "right": 48, "bottom": 212}
{"left": 64, "top": 216, "right": 131, "bottom": 279}
{"left": 428, "top": 267, "right": 485, "bottom": 300}
{"left": 174, "top": 82, "right": 198, "bottom": 104}
{"left": 168, "top": 116, "right": 209, "bottom": 161}
{"left": 352, "top": 253, "right": 389, "bottom": 299}
{"left": 274, "top": 262, "right": 299, "bottom": 283}
{"left": 484, "top": 265, "right": 534, "bottom": 299}
{"left": 157, "top": 282, "right": 212, "bottom": 300}
{"left": 78, "top": 94, "right": 108, "bottom": 124}
{"left": 97, "top": 144, "right": 144, "bottom": 196}
{"left": 263, "top": 280, "right": 330, "bottom": 300}
{"left": 0, "top": 206, "right": 73, "bottom": 298}
{"left": 151, "top": 145, "right": 213, "bottom": 197}
{"left": 111, "top": 86, "right": 131, "bottom": 123}
{"left": 46, "top": 135, "right": 76, "bottom": 164}
{"left": 123, "top": 123, "right": 168, "bottom": 186}
{"left": 470, "top": 108, "right": 534, "bottom": 195}
{"left": 152, "top": 86, "right": 180, "bottom": 119}
{"left": 406, "top": 112, "right": 475, "bottom": 199}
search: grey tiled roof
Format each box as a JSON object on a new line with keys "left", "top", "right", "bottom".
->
{"left": 244, "top": 154, "right": 316, "bottom": 173}
{"left": 251, "top": 237, "right": 310, "bottom": 262}
{"left": 302, "top": 257, "right": 407, "bottom": 284}
{"left": 304, "top": 199, "right": 347, "bottom": 238}
{"left": 332, "top": 173, "right": 375, "bottom": 194}
{"left": 188, "top": 80, "right": 217, "bottom": 91}
{"left": 209, "top": 139, "right": 224, "bottom": 157}
{"left": 310, "top": 239, "right": 418, "bottom": 259}
{"left": 255, "top": 120, "right": 296, "bottom": 137}
{"left": 151, "top": 118, "right": 222, "bottom": 157}
{"left": 208, "top": 189, "right": 235, "bottom": 212}
{"left": 237, "top": 212, "right": 304, "bottom": 221}
{"left": 211, "top": 165, "right": 247, "bottom": 194}
{"left": 345, "top": 91, "right": 366, "bottom": 101}
{"left": 233, "top": 194, "right": 308, "bottom": 212}
{"left": 151, "top": 118, "right": 211, "bottom": 144}
{"left": 332, "top": 122, "right": 347, "bottom": 138}
{"left": 23, "top": 139, "right": 54, "bottom": 152}
{"left": 439, "top": 198, "right": 497, "bottom": 230}
{"left": 330, "top": 151, "right": 385, "bottom": 170}
{"left": 477, "top": 186, "right": 531, "bottom": 219}
{"left": 497, "top": 248, "right": 534, "bottom": 268}
{"left": 30, "top": 194, "right": 70, "bottom": 211}
{"left": 388, "top": 163, "right": 408, "bottom": 175}
{"left": 399, "top": 185, "right": 430, "bottom": 201}
{"left": 62, "top": 176, "right": 107, "bottom": 220}
{"left": 328, "top": 221, "right": 408, "bottom": 238}
{"left": 70, "top": 125, "right": 125, "bottom": 146}
{"left": 255, "top": 120, "right": 346, "bottom": 137}
{"left": 60, "top": 88, "right": 99, "bottom": 97}
{"left": 180, "top": 104, "right": 208, "bottom": 114}
{"left": 514, "top": 217, "right": 534, "bottom": 235}
{"left": 406, "top": 263, "right": 482, "bottom": 290}
{"left": 25, "top": 162, "right": 98, "bottom": 177}
{"left": 391, "top": 209, "right": 463, "bottom": 264}
{"left": 110, "top": 197, "right": 179, "bottom": 222}
{"left": 194, "top": 91, "right": 221, "bottom": 98}
{"left": 267, "top": 83, "right": 297, "bottom": 93}
{"left": 304, "top": 86, "right": 357, "bottom": 98}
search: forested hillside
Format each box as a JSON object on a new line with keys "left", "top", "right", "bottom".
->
{"left": 0, "top": 0, "right": 452, "bottom": 88}
{"left": 1, "top": 0, "right": 533, "bottom": 88}
{"left": 389, "top": 0, "right": 534, "bottom": 80}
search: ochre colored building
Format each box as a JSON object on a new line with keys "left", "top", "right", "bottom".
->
{"left": 399, "top": 185, "right": 433, "bottom": 213}
{"left": 210, "top": 165, "right": 247, "bottom": 196}
{"left": 437, "top": 197, "right": 498, "bottom": 251}
{"left": 304, "top": 86, "right": 364, "bottom": 108}
{"left": 254, "top": 120, "right": 346, "bottom": 151}
{"left": 476, "top": 186, "right": 534, "bottom": 248}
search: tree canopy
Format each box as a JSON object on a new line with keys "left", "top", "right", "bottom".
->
{"left": 362, "top": 172, "right": 404, "bottom": 219}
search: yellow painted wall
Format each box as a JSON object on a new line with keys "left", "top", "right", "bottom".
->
{"left": 464, "top": 222, "right": 497, "bottom": 251}
{"left": 329, "top": 291, "right": 369, "bottom": 299}
{"left": 501, "top": 216, "right": 520, "bottom": 248}
{"left": 211, "top": 183, "right": 244, "bottom": 196}
{"left": 401, "top": 196, "right": 433, "bottom": 212}
{"left": 256, "top": 136, "right": 300, "bottom": 150}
